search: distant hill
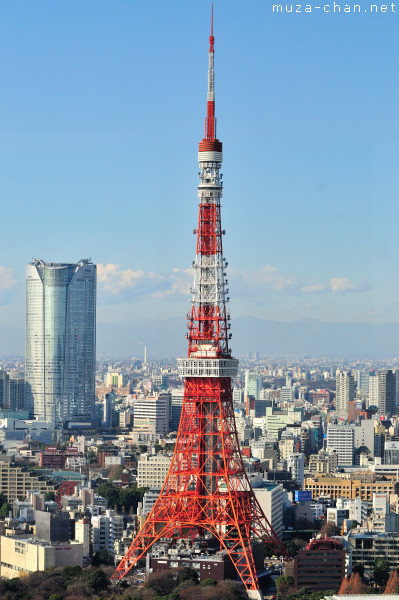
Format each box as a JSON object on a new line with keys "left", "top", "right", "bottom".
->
{"left": 4, "top": 317, "right": 399, "bottom": 359}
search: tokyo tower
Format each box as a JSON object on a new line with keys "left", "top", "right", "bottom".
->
{"left": 112, "top": 8, "right": 287, "bottom": 598}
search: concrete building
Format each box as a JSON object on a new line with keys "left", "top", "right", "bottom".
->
{"left": 304, "top": 474, "right": 399, "bottom": 502}
{"left": 337, "top": 497, "right": 367, "bottom": 525}
{"left": 0, "top": 457, "right": 55, "bottom": 502}
{"left": 253, "top": 482, "right": 284, "bottom": 539}
{"left": 244, "top": 371, "right": 262, "bottom": 402}
{"left": 0, "top": 536, "right": 83, "bottom": 578}
{"left": 287, "top": 453, "right": 305, "bottom": 487}
{"left": 265, "top": 407, "right": 289, "bottom": 439}
{"left": 327, "top": 420, "right": 374, "bottom": 466}
{"left": 75, "top": 517, "right": 91, "bottom": 558}
{"left": 384, "top": 440, "right": 399, "bottom": 464}
{"left": 104, "top": 372, "right": 125, "bottom": 387}
{"left": 8, "top": 372, "right": 25, "bottom": 411}
{"left": 143, "top": 488, "right": 162, "bottom": 515}
{"left": 34, "top": 509, "right": 70, "bottom": 542}
{"left": 170, "top": 389, "right": 184, "bottom": 432}
{"left": 378, "top": 370, "right": 396, "bottom": 415}
{"left": 0, "top": 371, "right": 9, "bottom": 409}
{"left": 291, "top": 538, "right": 345, "bottom": 592}
{"left": 91, "top": 509, "right": 123, "bottom": 556}
{"left": 356, "top": 370, "right": 370, "bottom": 393}
{"left": 347, "top": 531, "right": 399, "bottom": 574}
{"left": 25, "top": 258, "right": 96, "bottom": 425}
{"left": 308, "top": 449, "right": 338, "bottom": 474}
{"left": 133, "top": 394, "right": 171, "bottom": 438}
{"left": 368, "top": 374, "right": 379, "bottom": 408}
{"left": 137, "top": 453, "right": 171, "bottom": 488}
{"left": 336, "top": 371, "right": 355, "bottom": 414}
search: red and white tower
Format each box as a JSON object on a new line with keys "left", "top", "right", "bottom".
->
{"left": 112, "top": 9, "right": 288, "bottom": 598}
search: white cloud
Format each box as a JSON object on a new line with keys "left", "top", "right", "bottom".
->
{"left": 97, "top": 263, "right": 161, "bottom": 294}
{"left": 329, "top": 277, "right": 358, "bottom": 294}
{"left": 239, "top": 264, "right": 296, "bottom": 293}
{"left": 97, "top": 262, "right": 371, "bottom": 303}
{"left": 301, "top": 283, "right": 327, "bottom": 294}
{"left": 0, "top": 267, "right": 16, "bottom": 289}
{"left": 152, "top": 268, "right": 192, "bottom": 298}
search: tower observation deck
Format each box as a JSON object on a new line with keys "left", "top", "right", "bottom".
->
{"left": 112, "top": 8, "right": 288, "bottom": 598}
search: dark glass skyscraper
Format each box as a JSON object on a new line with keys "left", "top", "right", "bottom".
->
{"left": 25, "top": 259, "right": 96, "bottom": 426}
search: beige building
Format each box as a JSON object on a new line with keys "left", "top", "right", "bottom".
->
{"left": 137, "top": 453, "right": 171, "bottom": 488}
{"left": 0, "top": 458, "right": 54, "bottom": 502}
{"left": 308, "top": 449, "right": 338, "bottom": 474}
{"left": 0, "top": 536, "right": 83, "bottom": 578}
{"left": 304, "top": 474, "right": 399, "bottom": 502}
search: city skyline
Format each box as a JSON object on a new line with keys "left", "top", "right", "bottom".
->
{"left": 0, "top": 1, "right": 398, "bottom": 357}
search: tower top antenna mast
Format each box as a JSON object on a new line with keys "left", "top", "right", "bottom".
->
{"left": 209, "top": 3, "right": 214, "bottom": 51}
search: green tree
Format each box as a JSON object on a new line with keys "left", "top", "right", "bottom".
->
{"left": 276, "top": 574, "right": 294, "bottom": 598}
{"left": 83, "top": 568, "right": 109, "bottom": 593}
{"left": 63, "top": 565, "right": 83, "bottom": 579}
{"left": 200, "top": 578, "right": 217, "bottom": 586}
{"left": 373, "top": 559, "right": 390, "bottom": 587}
{"left": 44, "top": 491, "right": 55, "bottom": 501}
{"left": 0, "top": 502, "right": 12, "bottom": 519}
{"left": 352, "top": 562, "right": 365, "bottom": 578}
{"left": 92, "top": 549, "right": 115, "bottom": 566}
{"left": 284, "top": 539, "right": 299, "bottom": 558}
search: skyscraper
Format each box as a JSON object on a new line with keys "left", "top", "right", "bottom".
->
{"left": 335, "top": 371, "right": 355, "bottom": 414}
{"left": 25, "top": 259, "right": 96, "bottom": 426}
{"left": 0, "top": 372, "right": 10, "bottom": 409}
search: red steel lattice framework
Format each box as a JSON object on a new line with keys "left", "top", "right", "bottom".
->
{"left": 112, "top": 8, "right": 288, "bottom": 597}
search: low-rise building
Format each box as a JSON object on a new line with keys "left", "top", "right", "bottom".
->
{"left": 304, "top": 474, "right": 398, "bottom": 502}
{"left": 0, "top": 457, "right": 54, "bottom": 501}
{"left": 347, "top": 531, "right": 399, "bottom": 574}
{"left": 137, "top": 453, "right": 171, "bottom": 488}
{"left": 0, "top": 536, "right": 83, "bottom": 578}
{"left": 290, "top": 538, "right": 345, "bottom": 592}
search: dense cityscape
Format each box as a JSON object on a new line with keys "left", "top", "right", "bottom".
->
{"left": 2, "top": 351, "right": 399, "bottom": 599}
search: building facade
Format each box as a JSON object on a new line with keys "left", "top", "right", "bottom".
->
{"left": 25, "top": 258, "right": 96, "bottom": 426}
{"left": 335, "top": 371, "right": 355, "bottom": 415}
{"left": 292, "top": 538, "right": 345, "bottom": 591}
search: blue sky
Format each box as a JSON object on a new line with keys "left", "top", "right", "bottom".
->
{"left": 0, "top": 0, "right": 399, "bottom": 353}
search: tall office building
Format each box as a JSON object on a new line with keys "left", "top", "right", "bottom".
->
{"left": 369, "top": 375, "right": 380, "bottom": 408}
{"left": 356, "top": 370, "right": 370, "bottom": 393}
{"left": 0, "top": 372, "right": 9, "bottom": 409}
{"left": 379, "top": 370, "right": 396, "bottom": 415}
{"left": 25, "top": 259, "right": 96, "bottom": 426}
{"left": 335, "top": 371, "right": 355, "bottom": 414}
{"left": 8, "top": 372, "right": 25, "bottom": 411}
{"left": 244, "top": 371, "right": 262, "bottom": 401}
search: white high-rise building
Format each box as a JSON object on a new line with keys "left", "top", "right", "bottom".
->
{"left": 369, "top": 375, "right": 380, "bottom": 408}
{"left": 336, "top": 371, "right": 355, "bottom": 414}
{"left": 133, "top": 394, "right": 171, "bottom": 436}
{"left": 327, "top": 425, "right": 355, "bottom": 465}
{"left": 287, "top": 452, "right": 305, "bottom": 487}
{"left": 25, "top": 259, "right": 96, "bottom": 425}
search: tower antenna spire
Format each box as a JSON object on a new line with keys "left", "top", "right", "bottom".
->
{"left": 205, "top": 3, "right": 216, "bottom": 139}
{"left": 210, "top": 3, "right": 214, "bottom": 47}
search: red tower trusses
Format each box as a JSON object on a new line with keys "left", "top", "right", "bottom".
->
{"left": 112, "top": 9, "right": 288, "bottom": 599}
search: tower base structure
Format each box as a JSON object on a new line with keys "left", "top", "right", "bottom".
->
{"left": 112, "top": 377, "right": 288, "bottom": 595}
